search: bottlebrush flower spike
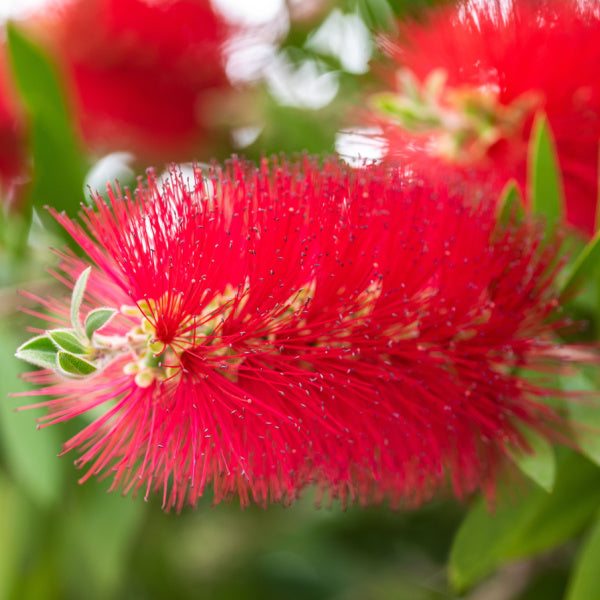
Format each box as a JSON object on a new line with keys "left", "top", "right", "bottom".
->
{"left": 35, "top": 0, "right": 230, "bottom": 160}
{"left": 0, "top": 49, "right": 26, "bottom": 204}
{"left": 371, "top": 0, "right": 600, "bottom": 236}
{"left": 14, "top": 157, "right": 584, "bottom": 511}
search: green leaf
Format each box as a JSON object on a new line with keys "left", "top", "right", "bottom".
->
{"left": 508, "top": 428, "right": 556, "bottom": 492}
{"left": 70, "top": 267, "right": 91, "bottom": 337}
{"left": 0, "top": 324, "right": 64, "bottom": 507}
{"left": 560, "top": 228, "right": 600, "bottom": 300}
{"left": 566, "top": 514, "right": 600, "bottom": 600}
{"left": 449, "top": 495, "right": 522, "bottom": 592}
{"left": 596, "top": 144, "right": 600, "bottom": 233}
{"left": 352, "top": 0, "right": 395, "bottom": 31}
{"left": 85, "top": 308, "right": 117, "bottom": 340}
{"left": 563, "top": 370, "right": 600, "bottom": 467}
{"left": 56, "top": 351, "right": 97, "bottom": 377}
{"left": 528, "top": 112, "right": 565, "bottom": 231}
{"left": 15, "top": 334, "right": 58, "bottom": 370}
{"left": 15, "top": 349, "right": 57, "bottom": 371}
{"left": 450, "top": 450, "right": 600, "bottom": 592}
{"left": 49, "top": 329, "right": 87, "bottom": 354}
{"left": 7, "top": 24, "right": 87, "bottom": 220}
{"left": 16, "top": 334, "right": 56, "bottom": 353}
{"left": 496, "top": 179, "right": 525, "bottom": 226}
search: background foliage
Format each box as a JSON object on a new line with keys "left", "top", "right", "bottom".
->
{"left": 1, "top": 1, "right": 600, "bottom": 599}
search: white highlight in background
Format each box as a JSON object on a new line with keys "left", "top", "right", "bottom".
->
{"left": 306, "top": 9, "right": 373, "bottom": 74}
{"left": 266, "top": 53, "right": 339, "bottom": 110}
{"left": 335, "top": 128, "right": 385, "bottom": 166}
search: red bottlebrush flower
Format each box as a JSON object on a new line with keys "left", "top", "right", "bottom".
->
{"left": 372, "top": 0, "right": 600, "bottom": 236}
{"left": 16, "top": 157, "right": 580, "bottom": 511}
{"left": 37, "top": 0, "right": 230, "bottom": 160}
{"left": 0, "top": 48, "right": 26, "bottom": 203}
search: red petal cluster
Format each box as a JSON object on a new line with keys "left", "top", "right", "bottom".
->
{"left": 377, "top": 0, "right": 600, "bottom": 236}
{"left": 22, "top": 157, "right": 572, "bottom": 511}
{"left": 39, "top": 0, "right": 230, "bottom": 159}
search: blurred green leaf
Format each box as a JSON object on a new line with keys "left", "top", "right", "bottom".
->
{"left": 0, "top": 471, "right": 31, "bottom": 600}
{"left": 11, "top": 546, "right": 64, "bottom": 600}
{"left": 0, "top": 323, "right": 64, "bottom": 507}
{"left": 247, "top": 88, "right": 341, "bottom": 158}
{"left": 350, "top": 0, "right": 395, "bottom": 30}
{"left": 596, "top": 144, "right": 600, "bottom": 233}
{"left": 450, "top": 450, "right": 600, "bottom": 592}
{"left": 566, "top": 514, "right": 600, "bottom": 600}
{"left": 508, "top": 428, "right": 556, "bottom": 493}
{"left": 255, "top": 106, "right": 337, "bottom": 155}
{"left": 528, "top": 112, "right": 565, "bottom": 232}
{"left": 450, "top": 495, "right": 527, "bottom": 593}
{"left": 497, "top": 180, "right": 525, "bottom": 226}
{"left": 563, "top": 370, "right": 600, "bottom": 467}
{"left": 62, "top": 486, "right": 147, "bottom": 600}
{"left": 385, "top": 0, "right": 452, "bottom": 17}
{"left": 7, "top": 24, "right": 86, "bottom": 220}
{"left": 560, "top": 227, "right": 600, "bottom": 300}
{"left": 0, "top": 211, "right": 31, "bottom": 270}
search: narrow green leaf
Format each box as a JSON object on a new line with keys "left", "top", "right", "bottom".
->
{"left": 85, "top": 308, "right": 117, "bottom": 340}
{"left": 496, "top": 179, "right": 524, "bottom": 226}
{"left": 49, "top": 329, "right": 87, "bottom": 354}
{"left": 508, "top": 428, "right": 556, "bottom": 492}
{"left": 566, "top": 514, "right": 600, "bottom": 600}
{"left": 56, "top": 351, "right": 97, "bottom": 377}
{"left": 7, "top": 24, "right": 87, "bottom": 220}
{"left": 15, "top": 335, "right": 58, "bottom": 370}
{"left": 560, "top": 228, "right": 600, "bottom": 300}
{"left": 528, "top": 112, "right": 565, "bottom": 231}
{"left": 71, "top": 267, "right": 91, "bottom": 337}
{"left": 450, "top": 450, "right": 600, "bottom": 592}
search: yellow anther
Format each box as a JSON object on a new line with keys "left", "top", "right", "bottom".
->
{"left": 120, "top": 304, "right": 140, "bottom": 317}
{"left": 141, "top": 318, "right": 154, "bottom": 334}
{"left": 123, "top": 361, "right": 140, "bottom": 375}
{"left": 135, "top": 369, "right": 155, "bottom": 388}
{"left": 148, "top": 339, "right": 166, "bottom": 355}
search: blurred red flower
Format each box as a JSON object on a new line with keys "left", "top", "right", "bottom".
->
{"left": 0, "top": 49, "right": 26, "bottom": 204}
{"left": 18, "top": 157, "right": 578, "bottom": 511}
{"left": 374, "top": 0, "right": 600, "bottom": 236}
{"left": 41, "top": 0, "right": 230, "bottom": 161}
